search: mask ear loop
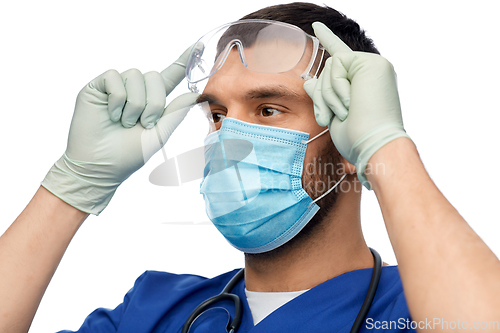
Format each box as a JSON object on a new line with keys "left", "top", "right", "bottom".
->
{"left": 301, "top": 128, "right": 345, "bottom": 206}
{"left": 302, "top": 128, "right": 329, "bottom": 144}
{"left": 310, "top": 173, "right": 347, "bottom": 206}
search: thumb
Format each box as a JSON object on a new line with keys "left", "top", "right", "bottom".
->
{"left": 304, "top": 78, "right": 334, "bottom": 127}
{"left": 139, "top": 93, "right": 199, "bottom": 164}
{"left": 156, "top": 92, "right": 200, "bottom": 141}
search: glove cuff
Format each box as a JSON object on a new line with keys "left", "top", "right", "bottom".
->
{"left": 41, "top": 154, "right": 120, "bottom": 215}
{"left": 354, "top": 125, "right": 411, "bottom": 190}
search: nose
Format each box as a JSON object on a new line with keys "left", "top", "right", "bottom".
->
{"left": 223, "top": 107, "right": 253, "bottom": 124}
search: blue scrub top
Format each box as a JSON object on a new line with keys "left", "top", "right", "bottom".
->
{"left": 57, "top": 266, "right": 415, "bottom": 332}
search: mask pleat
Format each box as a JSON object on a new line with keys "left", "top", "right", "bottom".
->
{"left": 200, "top": 118, "right": 323, "bottom": 253}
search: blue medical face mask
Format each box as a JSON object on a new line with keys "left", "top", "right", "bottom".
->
{"left": 200, "top": 118, "right": 346, "bottom": 253}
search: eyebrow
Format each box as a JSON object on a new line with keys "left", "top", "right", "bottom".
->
{"left": 196, "top": 85, "right": 303, "bottom": 105}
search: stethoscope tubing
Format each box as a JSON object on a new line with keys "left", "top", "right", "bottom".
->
{"left": 182, "top": 248, "right": 382, "bottom": 333}
{"left": 350, "top": 248, "right": 382, "bottom": 333}
{"left": 181, "top": 269, "right": 244, "bottom": 333}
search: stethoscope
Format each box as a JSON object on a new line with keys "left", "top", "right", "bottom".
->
{"left": 182, "top": 248, "right": 382, "bottom": 333}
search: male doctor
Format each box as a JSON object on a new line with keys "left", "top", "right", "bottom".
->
{"left": 0, "top": 2, "right": 499, "bottom": 333}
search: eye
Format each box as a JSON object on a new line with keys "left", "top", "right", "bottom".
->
{"left": 260, "top": 107, "right": 282, "bottom": 117}
{"left": 211, "top": 111, "right": 226, "bottom": 123}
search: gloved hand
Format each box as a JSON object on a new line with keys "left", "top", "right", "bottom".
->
{"left": 303, "top": 22, "right": 411, "bottom": 190}
{"left": 41, "top": 46, "right": 199, "bottom": 215}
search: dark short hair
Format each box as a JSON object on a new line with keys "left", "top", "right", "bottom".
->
{"left": 240, "top": 2, "right": 380, "bottom": 55}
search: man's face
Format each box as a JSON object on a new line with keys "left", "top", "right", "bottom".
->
{"left": 197, "top": 48, "right": 335, "bottom": 193}
{"left": 198, "top": 48, "right": 345, "bottom": 256}
{"left": 198, "top": 46, "right": 343, "bottom": 257}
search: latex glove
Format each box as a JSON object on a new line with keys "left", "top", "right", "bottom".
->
{"left": 41, "top": 46, "right": 199, "bottom": 215}
{"left": 303, "top": 22, "right": 411, "bottom": 189}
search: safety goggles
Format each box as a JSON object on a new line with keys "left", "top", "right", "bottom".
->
{"left": 185, "top": 19, "right": 326, "bottom": 93}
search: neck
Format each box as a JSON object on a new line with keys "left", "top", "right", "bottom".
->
{"left": 244, "top": 176, "right": 372, "bottom": 292}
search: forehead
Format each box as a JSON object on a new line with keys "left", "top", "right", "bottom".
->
{"left": 242, "top": 40, "right": 315, "bottom": 77}
{"left": 202, "top": 47, "right": 312, "bottom": 99}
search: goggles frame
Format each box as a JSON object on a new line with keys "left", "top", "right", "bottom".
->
{"left": 186, "top": 19, "right": 326, "bottom": 93}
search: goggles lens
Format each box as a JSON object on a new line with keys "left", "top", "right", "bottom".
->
{"left": 186, "top": 19, "right": 324, "bottom": 92}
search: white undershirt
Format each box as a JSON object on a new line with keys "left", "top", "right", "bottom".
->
{"left": 244, "top": 288, "right": 309, "bottom": 325}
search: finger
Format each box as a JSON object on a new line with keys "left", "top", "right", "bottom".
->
{"left": 321, "top": 57, "right": 348, "bottom": 121}
{"left": 328, "top": 115, "right": 354, "bottom": 164}
{"left": 155, "top": 92, "right": 200, "bottom": 142}
{"left": 312, "top": 22, "right": 352, "bottom": 56}
{"left": 120, "top": 69, "right": 146, "bottom": 128}
{"left": 330, "top": 52, "right": 351, "bottom": 112}
{"left": 160, "top": 45, "right": 194, "bottom": 95}
{"left": 140, "top": 92, "right": 199, "bottom": 163}
{"left": 303, "top": 77, "right": 334, "bottom": 127}
{"left": 140, "top": 71, "right": 167, "bottom": 129}
{"left": 302, "top": 77, "right": 316, "bottom": 97}
{"left": 90, "top": 69, "right": 126, "bottom": 122}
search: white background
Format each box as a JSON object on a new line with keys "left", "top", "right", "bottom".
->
{"left": 1, "top": 1, "right": 499, "bottom": 332}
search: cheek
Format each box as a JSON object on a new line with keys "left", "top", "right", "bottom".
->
{"left": 303, "top": 135, "right": 331, "bottom": 173}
